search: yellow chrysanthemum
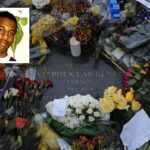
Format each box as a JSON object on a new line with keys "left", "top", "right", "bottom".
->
{"left": 131, "top": 100, "right": 141, "bottom": 112}
{"left": 32, "top": 36, "right": 39, "bottom": 44}
{"left": 99, "top": 98, "right": 115, "bottom": 113}
{"left": 104, "top": 86, "right": 117, "bottom": 97}
{"left": 140, "top": 69, "right": 146, "bottom": 74}
{"left": 69, "top": 16, "right": 79, "bottom": 26}
{"left": 63, "top": 20, "right": 70, "bottom": 29}
{"left": 133, "top": 64, "right": 141, "bottom": 69}
{"left": 23, "top": 0, "right": 32, "bottom": 5}
{"left": 125, "top": 91, "right": 133, "bottom": 102}
{"left": 89, "top": 5, "right": 101, "bottom": 16}
{"left": 117, "top": 98, "right": 129, "bottom": 110}
{"left": 144, "top": 63, "right": 149, "bottom": 67}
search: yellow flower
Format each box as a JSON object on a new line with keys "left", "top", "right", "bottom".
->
{"left": 69, "top": 16, "right": 79, "bottom": 26}
{"left": 99, "top": 98, "right": 115, "bottom": 113}
{"left": 125, "top": 91, "right": 133, "bottom": 102}
{"left": 117, "top": 89, "right": 122, "bottom": 95}
{"left": 140, "top": 69, "right": 146, "bottom": 74}
{"left": 89, "top": 5, "right": 101, "bottom": 16}
{"left": 23, "top": 0, "right": 32, "bottom": 5}
{"left": 117, "top": 98, "right": 129, "bottom": 110}
{"left": 144, "top": 63, "right": 149, "bottom": 67}
{"left": 38, "top": 144, "right": 48, "bottom": 150}
{"left": 131, "top": 100, "right": 141, "bottom": 112}
{"left": 133, "top": 64, "right": 141, "bottom": 69}
{"left": 112, "top": 92, "right": 123, "bottom": 103}
{"left": 32, "top": 36, "right": 39, "bottom": 44}
{"left": 63, "top": 20, "right": 70, "bottom": 29}
{"left": 104, "top": 86, "right": 117, "bottom": 97}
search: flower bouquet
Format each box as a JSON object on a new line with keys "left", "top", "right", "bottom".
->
{"left": 45, "top": 94, "right": 120, "bottom": 147}
{"left": 49, "top": 0, "right": 102, "bottom": 46}
{"left": 0, "top": 77, "right": 53, "bottom": 150}
{"left": 3, "top": 77, "right": 53, "bottom": 120}
{"left": 123, "top": 63, "right": 150, "bottom": 115}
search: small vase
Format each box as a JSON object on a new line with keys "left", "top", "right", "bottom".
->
{"left": 15, "top": 117, "right": 28, "bottom": 129}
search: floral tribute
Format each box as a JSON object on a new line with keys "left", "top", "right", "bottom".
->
{"left": 123, "top": 63, "right": 150, "bottom": 88}
{"left": 53, "top": 1, "right": 101, "bottom": 45}
{"left": 31, "top": 0, "right": 102, "bottom": 47}
{"left": 31, "top": 15, "right": 57, "bottom": 52}
{"left": 45, "top": 91, "right": 137, "bottom": 148}
{"left": 46, "top": 94, "right": 102, "bottom": 129}
{"left": 3, "top": 78, "right": 52, "bottom": 121}
{"left": 99, "top": 86, "right": 141, "bottom": 113}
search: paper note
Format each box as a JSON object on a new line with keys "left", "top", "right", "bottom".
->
{"left": 25, "top": 67, "right": 36, "bottom": 80}
{"left": 52, "top": 99, "right": 67, "bottom": 116}
{"left": 136, "top": 0, "right": 150, "bottom": 9}
{"left": 111, "top": 48, "right": 125, "bottom": 60}
{"left": 120, "top": 109, "right": 150, "bottom": 150}
{"left": 57, "top": 138, "right": 72, "bottom": 150}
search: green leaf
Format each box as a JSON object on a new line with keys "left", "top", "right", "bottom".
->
{"left": 20, "top": 17, "right": 28, "bottom": 26}
{"left": 128, "top": 79, "right": 136, "bottom": 86}
{"left": 135, "top": 73, "right": 141, "bottom": 80}
{"left": 11, "top": 23, "right": 24, "bottom": 52}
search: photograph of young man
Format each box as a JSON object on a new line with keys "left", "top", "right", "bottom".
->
{"left": 0, "top": 11, "right": 17, "bottom": 62}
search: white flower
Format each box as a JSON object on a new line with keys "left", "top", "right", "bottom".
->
{"left": 79, "top": 115, "right": 85, "bottom": 121}
{"left": 75, "top": 108, "right": 82, "bottom": 114}
{"left": 88, "top": 116, "right": 95, "bottom": 122}
{"left": 93, "top": 111, "right": 100, "bottom": 117}
{"left": 86, "top": 108, "right": 93, "bottom": 115}
{"left": 89, "top": 103, "right": 95, "bottom": 109}
{"left": 89, "top": 5, "right": 101, "bottom": 16}
{"left": 45, "top": 101, "right": 53, "bottom": 114}
{"left": 9, "top": 88, "right": 18, "bottom": 96}
{"left": 101, "top": 113, "right": 110, "bottom": 121}
{"left": 34, "top": 114, "right": 44, "bottom": 124}
{"left": 66, "top": 108, "right": 73, "bottom": 115}
{"left": 32, "top": 0, "right": 50, "bottom": 9}
{"left": 4, "top": 90, "right": 10, "bottom": 99}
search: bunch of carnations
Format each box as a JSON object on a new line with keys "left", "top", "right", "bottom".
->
{"left": 3, "top": 77, "right": 53, "bottom": 119}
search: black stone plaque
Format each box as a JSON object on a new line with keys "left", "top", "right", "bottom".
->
{"left": 36, "top": 45, "right": 123, "bottom": 110}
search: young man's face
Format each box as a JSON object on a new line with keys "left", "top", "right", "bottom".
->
{"left": 0, "top": 17, "right": 17, "bottom": 56}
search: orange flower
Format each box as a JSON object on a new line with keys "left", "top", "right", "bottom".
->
{"left": 125, "top": 91, "right": 133, "bottom": 102}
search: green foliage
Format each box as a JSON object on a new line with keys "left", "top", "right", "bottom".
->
{"left": 11, "top": 16, "right": 28, "bottom": 57}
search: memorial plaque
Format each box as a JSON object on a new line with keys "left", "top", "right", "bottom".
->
{"left": 36, "top": 45, "right": 122, "bottom": 110}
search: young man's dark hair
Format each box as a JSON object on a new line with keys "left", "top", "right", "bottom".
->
{"left": 0, "top": 11, "right": 17, "bottom": 32}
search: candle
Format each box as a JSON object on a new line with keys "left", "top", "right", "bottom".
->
{"left": 70, "top": 37, "right": 81, "bottom": 57}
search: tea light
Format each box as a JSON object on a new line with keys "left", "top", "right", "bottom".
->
{"left": 70, "top": 37, "right": 81, "bottom": 57}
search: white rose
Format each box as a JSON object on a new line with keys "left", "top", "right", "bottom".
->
{"left": 9, "top": 88, "right": 19, "bottom": 96}
{"left": 89, "top": 103, "right": 95, "bottom": 109}
{"left": 88, "top": 116, "right": 95, "bottom": 122}
{"left": 79, "top": 115, "right": 85, "bottom": 121}
{"left": 86, "top": 108, "right": 93, "bottom": 114}
{"left": 93, "top": 111, "right": 100, "bottom": 117}
{"left": 66, "top": 108, "right": 73, "bottom": 115}
{"left": 4, "top": 90, "right": 10, "bottom": 99}
{"left": 45, "top": 101, "right": 53, "bottom": 114}
{"left": 75, "top": 108, "right": 82, "bottom": 114}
